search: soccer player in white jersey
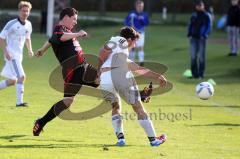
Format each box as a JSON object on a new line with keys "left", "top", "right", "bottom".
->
{"left": 98, "top": 27, "right": 167, "bottom": 146}
{"left": 0, "top": 1, "right": 33, "bottom": 107}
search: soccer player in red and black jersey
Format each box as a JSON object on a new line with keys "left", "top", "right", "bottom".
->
{"left": 33, "top": 7, "right": 99, "bottom": 136}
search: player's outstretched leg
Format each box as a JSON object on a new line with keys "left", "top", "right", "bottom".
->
{"left": 0, "top": 79, "right": 16, "bottom": 90}
{"left": 132, "top": 101, "right": 166, "bottom": 146}
{"left": 111, "top": 102, "right": 125, "bottom": 146}
{"left": 33, "top": 97, "right": 73, "bottom": 136}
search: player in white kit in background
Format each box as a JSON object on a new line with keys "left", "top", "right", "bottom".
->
{"left": 0, "top": 1, "right": 33, "bottom": 107}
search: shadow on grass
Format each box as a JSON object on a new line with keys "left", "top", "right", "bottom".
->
{"left": 23, "top": 138, "right": 84, "bottom": 143}
{"left": 189, "top": 123, "right": 240, "bottom": 127}
{"left": 0, "top": 105, "right": 16, "bottom": 108}
{"left": 0, "top": 135, "right": 86, "bottom": 143}
{"left": 156, "top": 104, "right": 240, "bottom": 109}
{"left": 0, "top": 135, "right": 26, "bottom": 140}
{"left": 0, "top": 135, "right": 137, "bottom": 149}
{"left": 0, "top": 143, "right": 134, "bottom": 149}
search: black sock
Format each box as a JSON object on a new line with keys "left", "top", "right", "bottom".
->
{"left": 39, "top": 100, "right": 68, "bottom": 127}
{"left": 148, "top": 137, "right": 155, "bottom": 142}
{"left": 117, "top": 133, "right": 125, "bottom": 139}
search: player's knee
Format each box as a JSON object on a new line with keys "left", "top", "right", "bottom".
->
{"left": 138, "top": 113, "right": 148, "bottom": 120}
{"left": 136, "top": 110, "right": 147, "bottom": 119}
{"left": 63, "top": 97, "right": 74, "bottom": 107}
{"left": 112, "top": 102, "right": 121, "bottom": 114}
{"left": 112, "top": 102, "right": 120, "bottom": 108}
{"left": 112, "top": 102, "right": 120, "bottom": 110}
{"left": 7, "top": 79, "right": 17, "bottom": 86}
{"left": 132, "top": 102, "right": 147, "bottom": 119}
{"left": 18, "top": 76, "right": 26, "bottom": 83}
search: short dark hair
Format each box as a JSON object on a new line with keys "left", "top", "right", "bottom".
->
{"left": 195, "top": 0, "right": 204, "bottom": 6}
{"left": 59, "top": 7, "right": 78, "bottom": 20}
{"left": 135, "top": 0, "right": 144, "bottom": 6}
{"left": 120, "top": 27, "right": 140, "bottom": 40}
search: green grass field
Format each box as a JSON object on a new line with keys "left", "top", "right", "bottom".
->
{"left": 0, "top": 25, "right": 239, "bottom": 159}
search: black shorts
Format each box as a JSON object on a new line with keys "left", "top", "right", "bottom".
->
{"left": 63, "top": 63, "right": 99, "bottom": 97}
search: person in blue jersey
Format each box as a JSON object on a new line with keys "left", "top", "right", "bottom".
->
{"left": 124, "top": 0, "right": 149, "bottom": 66}
{"left": 187, "top": 0, "right": 211, "bottom": 79}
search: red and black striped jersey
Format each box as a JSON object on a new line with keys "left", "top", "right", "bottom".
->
{"left": 49, "top": 25, "right": 85, "bottom": 67}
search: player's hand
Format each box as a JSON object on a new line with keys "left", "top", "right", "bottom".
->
{"left": 78, "top": 30, "right": 87, "bottom": 38}
{"left": 138, "top": 16, "right": 144, "bottom": 20}
{"left": 35, "top": 49, "right": 44, "bottom": 57}
{"left": 94, "top": 71, "right": 101, "bottom": 85}
{"left": 141, "top": 87, "right": 151, "bottom": 103}
{"left": 4, "top": 49, "right": 11, "bottom": 60}
{"left": 97, "top": 69, "right": 102, "bottom": 77}
{"left": 95, "top": 76, "right": 100, "bottom": 85}
{"left": 130, "top": 13, "right": 136, "bottom": 18}
{"left": 158, "top": 75, "right": 167, "bottom": 87}
{"left": 28, "top": 50, "right": 34, "bottom": 58}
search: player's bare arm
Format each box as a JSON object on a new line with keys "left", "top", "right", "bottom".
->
{"left": 35, "top": 41, "right": 51, "bottom": 57}
{"left": 60, "top": 30, "right": 87, "bottom": 42}
{"left": 25, "top": 38, "right": 34, "bottom": 58}
{"left": 0, "top": 37, "right": 11, "bottom": 60}
{"left": 97, "top": 44, "right": 112, "bottom": 73}
{"left": 128, "top": 61, "right": 167, "bottom": 87}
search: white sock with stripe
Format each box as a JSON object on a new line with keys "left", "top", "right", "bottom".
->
{"left": 16, "top": 83, "right": 24, "bottom": 104}
{"left": 0, "top": 80, "right": 8, "bottom": 90}
{"left": 138, "top": 118, "right": 156, "bottom": 138}
{"left": 112, "top": 114, "right": 123, "bottom": 136}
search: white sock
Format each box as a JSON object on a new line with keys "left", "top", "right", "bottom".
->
{"left": 16, "top": 83, "right": 24, "bottom": 104}
{"left": 129, "top": 50, "right": 135, "bottom": 61}
{"left": 112, "top": 114, "right": 123, "bottom": 136}
{"left": 0, "top": 80, "right": 8, "bottom": 90}
{"left": 138, "top": 50, "right": 144, "bottom": 63}
{"left": 138, "top": 118, "right": 156, "bottom": 137}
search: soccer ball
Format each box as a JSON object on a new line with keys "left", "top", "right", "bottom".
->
{"left": 196, "top": 82, "right": 214, "bottom": 100}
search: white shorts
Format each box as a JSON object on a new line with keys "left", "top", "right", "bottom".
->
{"left": 100, "top": 70, "right": 141, "bottom": 105}
{"left": 136, "top": 32, "right": 145, "bottom": 48}
{"left": 1, "top": 59, "right": 25, "bottom": 80}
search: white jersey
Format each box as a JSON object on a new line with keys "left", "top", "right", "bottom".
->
{"left": 0, "top": 18, "right": 32, "bottom": 60}
{"left": 100, "top": 36, "right": 140, "bottom": 103}
{"left": 100, "top": 36, "right": 135, "bottom": 89}
{"left": 101, "top": 36, "right": 129, "bottom": 68}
